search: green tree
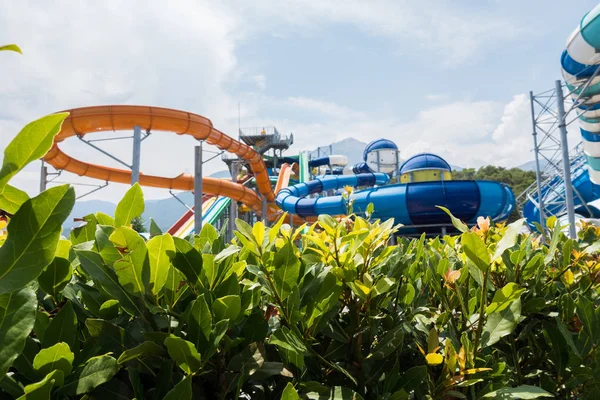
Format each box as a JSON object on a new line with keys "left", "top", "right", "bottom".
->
{"left": 453, "top": 166, "right": 538, "bottom": 221}
{"left": 130, "top": 216, "right": 147, "bottom": 233}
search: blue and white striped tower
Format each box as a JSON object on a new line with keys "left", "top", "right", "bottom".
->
{"left": 561, "top": 5, "right": 600, "bottom": 184}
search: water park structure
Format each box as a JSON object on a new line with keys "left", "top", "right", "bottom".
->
{"left": 519, "top": 3, "right": 600, "bottom": 237}
{"left": 41, "top": 105, "right": 517, "bottom": 238}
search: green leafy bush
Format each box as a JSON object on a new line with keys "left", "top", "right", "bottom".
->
{"left": 0, "top": 113, "right": 599, "bottom": 399}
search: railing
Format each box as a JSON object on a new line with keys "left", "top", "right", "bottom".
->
{"left": 239, "top": 126, "right": 280, "bottom": 137}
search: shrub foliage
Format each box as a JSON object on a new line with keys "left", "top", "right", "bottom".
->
{"left": 0, "top": 115, "right": 599, "bottom": 399}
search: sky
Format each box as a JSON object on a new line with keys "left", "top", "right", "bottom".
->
{"left": 1, "top": 0, "right": 598, "bottom": 202}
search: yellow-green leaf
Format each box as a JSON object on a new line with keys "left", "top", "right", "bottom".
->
{"left": 0, "top": 44, "right": 22, "bottom": 54}
{"left": 0, "top": 113, "right": 68, "bottom": 192}
{"left": 0, "top": 184, "right": 29, "bottom": 214}
{"left": 33, "top": 342, "right": 74, "bottom": 377}
{"left": 425, "top": 353, "right": 444, "bottom": 366}
{"left": 0, "top": 185, "right": 75, "bottom": 294}
{"left": 147, "top": 233, "right": 175, "bottom": 296}
{"left": 114, "top": 183, "right": 144, "bottom": 227}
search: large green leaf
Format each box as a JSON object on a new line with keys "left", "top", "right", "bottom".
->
{"left": 493, "top": 218, "right": 525, "bottom": 260}
{"left": 109, "top": 226, "right": 148, "bottom": 296}
{"left": 117, "top": 341, "right": 165, "bottom": 364}
{"left": 18, "top": 370, "right": 64, "bottom": 399}
{"left": 76, "top": 250, "right": 147, "bottom": 317}
{"left": 187, "top": 294, "right": 212, "bottom": 352}
{"left": 33, "top": 342, "right": 74, "bottom": 377}
{"left": 273, "top": 242, "right": 300, "bottom": 301}
{"left": 146, "top": 233, "right": 175, "bottom": 296}
{"left": 59, "top": 355, "right": 120, "bottom": 396}
{"left": 481, "top": 385, "right": 553, "bottom": 398}
{"left": 0, "top": 287, "right": 36, "bottom": 376}
{"left": 542, "top": 321, "right": 568, "bottom": 379}
{"left": 576, "top": 296, "right": 600, "bottom": 345}
{"left": 114, "top": 183, "right": 144, "bottom": 227}
{"left": 149, "top": 217, "right": 163, "bottom": 237}
{"left": 366, "top": 325, "right": 403, "bottom": 360}
{"left": 86, "top": 319, "right": 133, "bottom": 355}
{"left": 164, "top": 336, "right": 202, "bottom": 375}
{"left": 163, "top": 264, "right": 185, "bottom": 307}
{"left": 0, "top": 113, "right": 68, "bottom": 192}
{"left": 212, "top": 295, "right": 241, "bottom": 322}
{"left": 0, "top": 184, "right": 29, "bottom": 214}
{"left": 42, "top": 301, "right": 77, "bottom": 350}
{"left": 71, "top": 214, "right": 98, "bottom": 246}
{"left": 437, "top": 206, "right": 469, "bottom": 233}
{"left": 481, "top": 298, "right": 521, "bottom": 348}
{"left": 281, "top": 382, "right": 301, "bottom": 400}
{"left": 172, "top": 237, "right": 204, "bottom": 288}
{"left": 461, "top": 232, "right": 490, "bottom": 272}
{"left": 163, "top": 375, "right": 192, "bottom": 400}
{"left": 0, "top": 185, "right": 75, "bottom": 294}
{"left": 38, "top": 257, "right": 72, "bottom": 298}
{"left": 486, "top": 283, "right": 525, "bottom": 314}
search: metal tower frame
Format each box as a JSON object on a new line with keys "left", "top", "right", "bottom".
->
{"left": 518, "top": 79, "right": 597, "bottom": 238}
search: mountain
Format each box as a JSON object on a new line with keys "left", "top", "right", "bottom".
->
{"left": 517, "top": 160, "right": 548, "bottom": 172}
{"left": 64, "top": 193, "right": 194, "bottom": 234}
{"left": 309, "top": 137, "right": 368, "bottom": 167}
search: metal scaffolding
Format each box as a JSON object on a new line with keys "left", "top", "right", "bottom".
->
{"left": 518, "top": 80, "right": 593, "bottom": 238}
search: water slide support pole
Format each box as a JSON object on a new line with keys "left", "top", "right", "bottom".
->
{"left": 261, "top": 194, "right": 267, "bottom": 225}
{"left": 40, "top": 161, "right": 47, "bottom": 193}
{"left": 555, "top": 80, "right": 577, "bottom": 238}
{"left": 529, "top": 91, "right": 546, "bottom": 233}
{"left": 194, "top": 143, "right": 203, "bottom": 234}
{"left": 131, "top": 125, "right": 141, "bottom": 185}
{"left": 228, "top": 162, "right": 239, "bottom": 241}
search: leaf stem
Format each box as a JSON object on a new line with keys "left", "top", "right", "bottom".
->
{"left": 473, "top": 268, "right": 490, "bottom": 352}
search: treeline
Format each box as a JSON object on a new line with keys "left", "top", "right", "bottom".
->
{"left": 453, "top": 166, "right": 538, "bottom": 221}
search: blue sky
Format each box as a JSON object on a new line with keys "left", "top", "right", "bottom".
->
{"left": 1, "top": 0, "right": 598, "bottom": 201}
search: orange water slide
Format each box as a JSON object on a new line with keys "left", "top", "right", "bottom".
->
{"left": 275, "top": 163, "right": 294, "bottom": 194}
{"left": 43, "top": 106, "right": 275, "bottom": 213}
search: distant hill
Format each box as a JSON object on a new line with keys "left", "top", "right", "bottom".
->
{"left": 309, "top": 137, "right": 368, "bottom": 167}
{"left": 64, "top": 193, "right": 194, "bottom": 234}
{"left": 518, "top": 160, "right": 548, "bottom": 172}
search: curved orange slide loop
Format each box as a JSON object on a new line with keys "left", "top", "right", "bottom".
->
{"left": 43, "top": 105, "right": 276, "bottom": 213}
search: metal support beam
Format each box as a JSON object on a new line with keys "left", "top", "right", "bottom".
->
{"left": 555, "top": 80, "right": 577, "bottom": 238}
{"left": 529, "top": 91, "right": 546, "bottom": 232}
{"left": 228, "top": 162, "right": 239, "bottom": 240}
{"left": 261, "top": 194, "right": 267, "bottom": 225}
{"left": 40, "top": 161, "right": 48, "bottom": 193}
{"left": 194, "top": 143, "right": 203, "bottom": 234}
{"left": 131, "top": 125, "right": 142, "bottom": 185}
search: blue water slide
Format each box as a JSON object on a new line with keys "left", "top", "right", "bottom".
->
{"left": 308, "top": 155, "right": 349, "bottom": 168}
{"left": 352, "top": 162, "right": 373, "bottom": 174}
{"left": 276, "top": 173, "right": 515, "bottom": 226}
{"left": 523, "top": 167, "right": 600, "bottom": 228}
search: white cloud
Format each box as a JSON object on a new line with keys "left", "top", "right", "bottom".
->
{"left": 425, "top": 94, "right": 448, "bottom": 101}
{"left": 1, "top": 1, "right": 242, "bottom": 200}
{"left": 286, "top": 97, "right": 359, "bottom": 119}
{"left": 252, "top": 74, "right": 266, "bottom": 91}
{"left": 231, "top": 0, "right": 526, "bottom": 66}
{"left": 0, "top": 1, "right": 535, "bottom": 205}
